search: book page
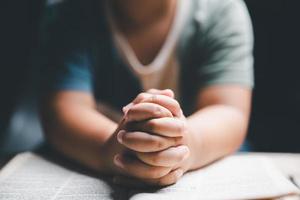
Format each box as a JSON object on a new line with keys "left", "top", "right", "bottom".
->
{"left": 0, "top": 153, "right": 126, "bottom": 200}
{"left": 129, "top": 155, "right": 300, "bottom": 200}
{"left": 0, "top": 153, "right": 299, "bottom": 200}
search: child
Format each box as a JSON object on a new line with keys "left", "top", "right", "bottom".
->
{"left": 40, "top": 0, "right": 253, "bottom": 186}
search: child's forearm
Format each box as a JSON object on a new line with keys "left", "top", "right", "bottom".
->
{"left": 41, "top": 93, "right": 121, "bottom": 173}
{"left": 187, "top": 105, "right": 249, "bottom": 170}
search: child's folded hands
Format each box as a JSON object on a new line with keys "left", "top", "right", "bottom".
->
{"left": 113, "top": 89, "right": 194, "bottom": 186}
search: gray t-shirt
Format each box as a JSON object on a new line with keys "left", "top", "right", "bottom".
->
{"left": 42, "top": 0, "right": 254, "bottom": 114}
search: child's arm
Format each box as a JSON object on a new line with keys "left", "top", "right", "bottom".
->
{"left": 40, "top": 90, "right": 173, "bottom": 174}
{"left": 40, "top": 91, "right": 119, "bottom": 172}
{"left": 187, "top": 85, "right": 251, "bottom": 170}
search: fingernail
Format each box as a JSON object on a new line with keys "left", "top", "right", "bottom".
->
{"left": 117, "top": 130, "right": 125, "bottom": 143}
{"left": 123, "top": 103, "right": 133, "bottom": 114}
{"left": 114, "top": 155, "right": 123, "bottom": 168}
{"left": 165, "top": 89, "right": 174, "bottom": 97}
{"left": 122, "top": 106, "right": 128, "bottom": 113}
{"left": 179, "top": 109, "right": 183, "bottom": 115}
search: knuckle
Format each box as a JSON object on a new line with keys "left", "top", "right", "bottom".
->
{"left": 147, "top": 89, "right": 155, "bottom": 93}
{"left": 147, "top": 119, "right": 158, "bottom": 132}
{"left": 154, "top": 139, "right": 165, "bottom": 150}
{"left": 150, "top": 94, "right": 158, "bottom": 102}
{"left": 181, "top": 146, "right": 190, "bottom": 161}
{"left": 176, "top": 120, "right": 187, "bottom": 136}
{"left": 165, "top": 89, "right": 174, "bottom": 94}
{"left": 150, "top": 153, "right": 162, "bottom": 165}
{"left": 149, "top": 136, "right": 165, "bottom": 150}
{"left": 177, "top": 150, "right": 187, "bottom": 162}
{"left": 171, "top": 146, "right": 190, "bottom": 164}
{"left": 137, "top": 93, "right": 148, "bottom": 102}
{"left": 174, "top": 137, "right": 184, "bottom": 145}
{"left": 152, "top": 105, "right": 163, "bottom": 117}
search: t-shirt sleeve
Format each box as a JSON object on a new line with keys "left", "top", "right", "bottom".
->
{"left": 39, "top": 2, "right": 94, "bottom": 94}
{"left": 42, "top": 49, "right": 93, "bottom": 92}
{"left": 194, "top": 0, "right": 254, "bottom": 89}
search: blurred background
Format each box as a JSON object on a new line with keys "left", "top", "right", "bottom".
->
{"left": 0, "top": 0, "right": 300, "bottom": 156}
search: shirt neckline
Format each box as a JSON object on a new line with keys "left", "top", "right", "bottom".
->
{"left": 106, "top": 0, "right": 191, "bottom": 75}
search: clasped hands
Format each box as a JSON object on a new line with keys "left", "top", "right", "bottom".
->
{"left": 112, "top": 89, "right": 193, "bottom": 186}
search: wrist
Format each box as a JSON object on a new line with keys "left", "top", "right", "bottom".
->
{"left": 185, "top": 121, "right": 204, "bottom": 171}
{"left": 99, "top": 122, "right": 128, "bottom": 174}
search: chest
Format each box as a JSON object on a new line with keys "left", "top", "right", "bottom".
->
{"left": 124, "top": 19, "right": 172, "bottom": 66}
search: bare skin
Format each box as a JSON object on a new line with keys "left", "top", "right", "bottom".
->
{"left": 112, "top": 87, "right": 251, "bottom": 186}
{"left": 110, "top": 0, "right": 177, "bottom": 65}
{"left": 41, "top": 86, "right": 251, "bottom": 186}
{"left": 41, "top": 0, "right": 252, "bottom": 186}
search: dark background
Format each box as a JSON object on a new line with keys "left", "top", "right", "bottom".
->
{"left": 246, "top": 0, "right": 300, "bottom": 152}
{"left": 0, "top": 0, "right": 44, "bottom": 154}
{"left": 0, "top": 0, "right": 299, "bottom": 155}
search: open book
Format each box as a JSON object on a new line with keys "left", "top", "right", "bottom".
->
{"left": 0, "top": 152, "right": 299, "bottom": 200}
